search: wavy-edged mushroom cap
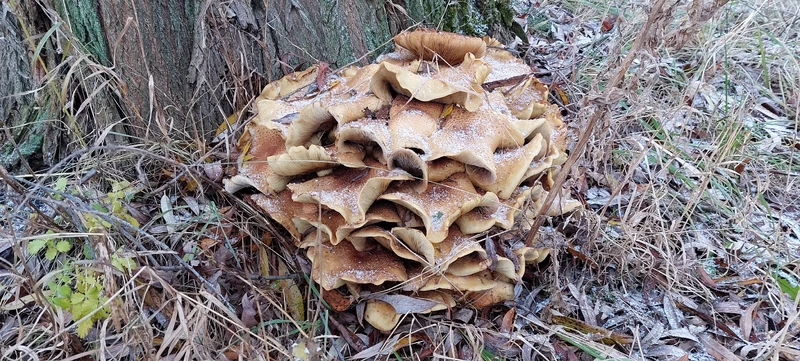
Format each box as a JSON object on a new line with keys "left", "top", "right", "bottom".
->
{"left": 456, "top": 185, "right": 538, "bottom": 235}
{"left": 307, "top": 241, "right": 407, "bottom": 290}
{"left": 473, "top": 134, "right": 548, "bottom": 198}
{"left": 335, "top": 116, "right": 393, "bottom": 166}
{"left": 379, "top": 173, "right": 491, "bottom": 243}
{"left": 503, "top": 77, "right": 549, "bottom": 120}
{"left": 446, "top": 254, "right": 492, "bottom": 276}
{"left": 348, "top": 226, "right": 428, "bottom": 264}
{"left": 418, "top": 270, "right": 497, "bottom": 292}
{"left": 393, "top": 29, "right": 487, "bottom": 65}
{"left": 259, "top": 65, "right": 318, "bottom": 100}
{"left": 427, "top": 158, "right": 466, "bottom": 182}
{"left": 482, "top": 46, "right": 532, "bottom": 83}
{"left": 371, "top": 54, "right": 490, "bottom": 112}
{"left": 268, "top": 145, "right": 337, "bottom": 176}
{"left": 333, "top": 200, "right": 403, "bottom": 242}
{"left": 249, "top": 192, "right": 300, "bottom": 240}
{"left": 429, "top": 103, "right": 525, "bottom": 185}
{"left": 467, "top": 281, "right": 515, "bottom": 308}
{"left": 288, "top": 159, "right": 413, "bottom": 224}
{"left": 390, "top": 227, "right": 435, "bottom": 265}
{"left": 227, "top": 123, "right": 289, "bottom": 194}
{"left": 388, "top": 95, "right": 440, "bottom": 154}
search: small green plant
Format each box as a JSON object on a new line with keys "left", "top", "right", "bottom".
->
{"left": 46, "top": 265, "right": 110, "bottom": 337}
{"left": 85, "top": 180, "right": 141, "bottom": 231}
{"left": 27, "top": 178, "right": 141, "bottom": 337}
{"left": 27, "top": 230, "right": 72, "bottom": 260}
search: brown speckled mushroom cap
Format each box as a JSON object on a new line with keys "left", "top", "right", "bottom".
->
{"left": 364, "top": 300, "right": 402, "bottom": 332}
{"left": 259, "top": 65, "right": 318, "bottom": 100}
{"left": 307, "top": 240, "right": 407, "bottom": 290}
{"left": 379, "top": 173, "right": 492, "bottom": 243}
{"left": 429, "top": 103, "right": 525, "bottom": 186}
{"left": 225, "top": 123, "right": 289, "bottom": 194}
{"left": 370, "top": 54, "right": 490, "bottom": 112}
{"left": 288, "top": 159, "right": 413, "bottom": 224}
{"left": 393, "top": 28, "right": 487, "bottom": 65}
{"left": 468, "top": 281, "right": 515, "bottom": 308}
{"left": 456, "top": 185, "right": 537, "bottom": 235}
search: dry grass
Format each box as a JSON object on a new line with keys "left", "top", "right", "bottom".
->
{"left": 1, "top": 0, "right": 799, "bottom": 360}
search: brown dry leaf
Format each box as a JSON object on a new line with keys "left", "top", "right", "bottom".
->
{"left": 501, "top": 307, "right": 516, "bottom": 333}
{"left": 601, "top": 15, "right": 618, "bottom": 32}
{"left": 199, "top": 238, "right": 218, "bottom": 250}
{"left": 699, "top": 334, "right": 741, "bottom": 361}
{"left": 675, "top": 301, "right": 741, "bottom": 341}
{"left": 322, "top": 290, "right": 352, "bottom": 312}
{"left": 694, "top": 265, "right": 720, "bottom": 290}
{"left": 740, "top": 302, "right": 760, "bottom": 342}
{"left": 551, "top": 315, "right": 633, "bottom": 345}
{"left": 241, "top": 293, "right": 258, "bottom": 328}
{"left": 552, "top": 341, "right": 579, "bottom": 361}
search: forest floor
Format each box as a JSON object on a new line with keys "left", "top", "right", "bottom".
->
{"left": 1, "top": 0, "right": 799, "bottom": 360}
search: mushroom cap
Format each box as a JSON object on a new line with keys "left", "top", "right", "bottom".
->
{"left": 482, "top": 46, "right": 532, "bottom": 83}
{"left": 259, "top": 65, "right": 318, "bottom": 100}
{"left": 427, "top": 158, "right": 466, "bottom": 182}
{"left": 364, "top": 300, "right": 401, "bottom": 332}
{"left": 429, "top": 103, "right": 525, "bottom": 185}
{"left": 393, "top": 29, "right": 487, "bottom": 65}
{"left": 268, "top": 145, "right": 337, "bottom": 177}
{"left": 307, "top": 240, "right": 407, "bottom": 290}
{"left": 456, "top": 185, "right": 537, "bottom": 235}
{"left": 288, "top": 159, "right": 413, "bottom": 223}
{"left": 467, "top": 281, "right": 515, "bottom": 308}
{"left": 475, "top": 134, "right": 547, "bottom": 198}
{"left": 232, "top": 123, "right": 289, "bottom": 194}
{"left": 388, "top": 95, "right": 441, "bottom": 154}
{"left": 418, "top": 270, "right": 497, "bottom": 292}
{"left": 333, "top": 200, "right": 404, "bottom": 242}
{"left": 348, "top": 226, "right": 428, "bottom": 264}
{"left": 390, "top": 227, "right": 435, "bottom": 265}
{"left": 371, "top": 54, "right": 490, "bottom": 112}
{"left": 446, "top": 253, "right": 492, "bottom": 276}
{"left": 379, "top": 173, "right": 490, "bottom": 243}
{"left": 503, "top": 77, "right": 550, "bottom": 120}
{"left": 335, "top": 116, "right": 393, "bottom": 166}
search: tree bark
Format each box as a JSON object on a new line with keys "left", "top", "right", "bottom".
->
{"left": 2, "top": 0, "right": 514, "bottom": 171}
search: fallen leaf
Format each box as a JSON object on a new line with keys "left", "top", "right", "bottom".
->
{"left": 601, "top": 15, "right": 618, "bottom": 32}
{"left": 675, "top": 301, "right": 742, "bottom": 341}
{"left": 241, "top": 293, "right": 258, "bottom": 328}
{"left": 552, "top": 315, "right": 633, "bottom": 345}
{"left": 322, "top": 290, "right": 352, "bottom": 312}
{"left": 501, "top": 307, "right": 516, "bottom": 333}
{"left": 374, "top": 294, "right": 438, "bottom": 314}
{"left": 699, "top": 333, "right": 741, "bottom": 361}
{"left": 740, "top": 302, "right": 760, "bottom": 342}
{"left": 203, "top": 161, "right": 223, "bottom": 182}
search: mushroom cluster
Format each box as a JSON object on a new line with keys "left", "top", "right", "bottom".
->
{"left": 226, "top": 29, "right": 581, "bottom": 331}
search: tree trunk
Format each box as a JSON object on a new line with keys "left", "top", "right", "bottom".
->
{"left": 2, "top": 0, "right": 514, "bottom": 171}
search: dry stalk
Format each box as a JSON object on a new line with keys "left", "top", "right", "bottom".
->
{"left": 526, "top": 0, "right": 670, "bottom": 246}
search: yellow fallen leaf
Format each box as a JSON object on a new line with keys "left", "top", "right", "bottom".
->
{"left": 440, "top": 103, "right": 454, "bottom": 118}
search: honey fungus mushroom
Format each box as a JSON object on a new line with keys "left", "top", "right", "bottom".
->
{"left": 226, "top": 30, "right": 581, "bottom": 332}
